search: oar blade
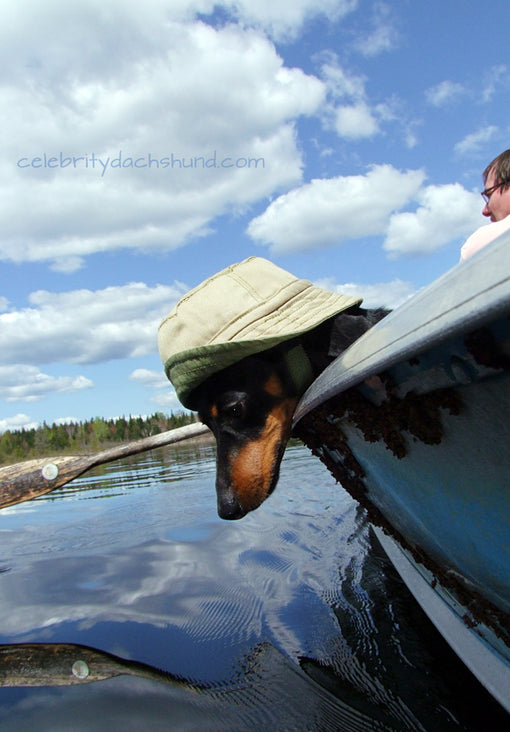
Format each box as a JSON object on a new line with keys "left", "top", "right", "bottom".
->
{"left": 0, "top": 455, "right": 94, "bottom": 509}
{"left": 0, "top": 642, "right": 194, "bottom": 689}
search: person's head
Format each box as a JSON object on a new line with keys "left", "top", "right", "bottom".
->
{"left": 482, "top": 149, "right": 510, "bottom": 222}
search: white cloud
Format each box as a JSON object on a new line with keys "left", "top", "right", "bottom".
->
{"left": 0, "top": 1, "right": 359, "bottom": 73}
{"left": 319, "top": 59, "right": 366, "bottom": 100}
{"left": 319, "top": 57, "right": 381, "bottom": 140}
{"left": 247, "top": 164, "right": 425, "bottom": 253}
{"left": 334, "top": 103, "right": 379, "bottom": 139}
{"left": 54, "top": 416, "right": 80, "bottom": 426}
{"left": 376, "top": 97, "right": 420, "bottom": 149}
{"left": 352, "top": 2, "right": 398, "bottom": 57}
{"left": 454, "top": 126, "right": 499, "bottom": 156}
{"left": 426, "top": 65, "right": 508, "bottom": 110}
{"left": 384, "top": 183, "right": 481, "bottom": 257}
{"left": 130, "top": 368, "right": 168, "bottom": 389}
{"left": 0, "top": 282, "right": 186, "bottom": 367}
{"left": 356, "top": 24, "right": 396, "bottom": 57}
{"left": 129, "top": 368, "right": 184, "bottom": 412}
{"left": 0, "top": 413, "right": 40, "bottom": 434}
{"left": 481, "top": 64, "right": 508, "bottom": 103}
{"left": 317, "top": 54, "right": 412, "bottom": 142}
{"left": 223, "top": 0, "right": 358, "bottom": 41}
{"left": 1, "top": 11, "right": 326, "bottom": 270}
{"left": 248, "top": 168, "right": 483, "bottom": 259}
{"left": 314, "top": 278, "right": 416, "bottom": 309}
{"left": 0, "top": 364, "right": 94, "bottom": 402}
{"left": 425, "top": 80, "right": 466, "bottom": 107}
{"left": 150, "top": 389, "right": 183, "bottom": 412}
{"left": 0, "top": 365, "right": 93, "bottom": 402}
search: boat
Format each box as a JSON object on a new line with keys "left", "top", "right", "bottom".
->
{"left": 293, "top": 231, "right": 510, "bottom": 713}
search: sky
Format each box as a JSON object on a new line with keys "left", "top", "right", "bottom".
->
{"left": 1, "top": 0, "right": 509, "bottom": 432}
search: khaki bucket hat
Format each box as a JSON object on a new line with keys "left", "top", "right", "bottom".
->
{"left": 158, "top": 256, "right": 362, "bottom": 409}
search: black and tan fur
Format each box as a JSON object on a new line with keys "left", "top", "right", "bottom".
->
{"left": 192, "top": 306, "right": 388, "bottom": 520}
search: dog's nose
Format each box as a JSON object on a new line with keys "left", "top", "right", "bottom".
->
{"left": 217, "top": 497, "right": 246, "bottom": 520}
{"left": 218, "top": 504, "right": 245, "bottom": 520}
{"left": 217, "top": 486, "right": 247, "bottom": 520}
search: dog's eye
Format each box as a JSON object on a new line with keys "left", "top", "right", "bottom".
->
{"left": 222, "top": 402, "right": 245, "bottom": 420}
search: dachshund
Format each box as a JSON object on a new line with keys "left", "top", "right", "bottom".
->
{"left": 191, "top": 306, "right": 388, "bottom": 519}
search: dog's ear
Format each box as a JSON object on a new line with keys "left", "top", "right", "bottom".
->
{"left": 329, "top": 307, "right": 389, "bottom": 358}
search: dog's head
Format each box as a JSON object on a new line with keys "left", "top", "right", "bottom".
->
{"left": 157, "top": 258, "right": 367, "bottom": 518}
{"left": 192, "top": 351, "right": 302, "bottom": 520}
{"left": 186, "top": 308, "right": 389, "bottom": 520}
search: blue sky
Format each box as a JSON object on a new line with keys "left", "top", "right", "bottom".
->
{"left": 1, "top": 0, "right": 509, "bottom": 432}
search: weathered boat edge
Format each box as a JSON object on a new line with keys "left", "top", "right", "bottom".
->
{"left": 294, "top": 230, "right": 510, "bottom": 423}
{"left": 373, "top": 528, "right": 510, "bottom": 714}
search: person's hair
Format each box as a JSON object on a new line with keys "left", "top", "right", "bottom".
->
{"left": 483, "top": 149, "right": 510, "bottom": 192}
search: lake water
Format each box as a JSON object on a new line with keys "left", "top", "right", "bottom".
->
{"left": 0, "top": 439, "right": 507, "bottom": 730}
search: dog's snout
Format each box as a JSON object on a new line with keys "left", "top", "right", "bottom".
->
{"left": 217, "top": 487, "right": 247, "bottom": 520}
{"left": 215, "top": 450, "right": 251, "bottom": 520}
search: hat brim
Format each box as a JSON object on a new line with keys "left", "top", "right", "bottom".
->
{"left": 164, "top": 287, "right": 361, "bottom": 409}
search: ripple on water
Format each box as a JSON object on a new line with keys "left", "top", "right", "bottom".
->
{"left": 0, "top": 442, "right": 507, "bottom": 730}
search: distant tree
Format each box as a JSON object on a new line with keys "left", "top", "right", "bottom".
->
{"left": 91, "top": 418, "right": 110, "bottom": 444}
{"left": 0, "top": 410, "right": 196, "bottom": 465}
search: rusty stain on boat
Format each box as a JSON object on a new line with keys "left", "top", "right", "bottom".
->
{"left": 294, "top": 382, "right": 510, "bottom": 640}
{"left": 297, "top": 374, "right": 462, "bottom": 461}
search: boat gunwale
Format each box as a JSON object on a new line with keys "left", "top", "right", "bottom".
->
{"left": 294, "top": 231, "right": 510, "bottom": 424}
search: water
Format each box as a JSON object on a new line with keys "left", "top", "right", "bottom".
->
{"left": 0, "top": 440, "right": 507, "bottom": 730}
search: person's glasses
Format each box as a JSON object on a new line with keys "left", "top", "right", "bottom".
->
{"left": 481, "top": 180, "right": 509, "bottom": 204}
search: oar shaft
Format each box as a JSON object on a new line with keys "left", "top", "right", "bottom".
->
{"left": 92, "top": 422, "right": 210, "bottom": 464}
{"left": 0, "top": 422, "right": 211, "bottom": 510}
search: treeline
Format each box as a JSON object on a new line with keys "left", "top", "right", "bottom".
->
{"left": 0, "top": 412, "right": 197, "bottom": 465}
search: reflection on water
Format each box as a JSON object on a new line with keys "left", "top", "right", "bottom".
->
{"left": 0, "top": 441, "right": 507, "bottom": 730}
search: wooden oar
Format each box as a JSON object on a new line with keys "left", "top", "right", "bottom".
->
{"left": 0, "top": 422, "right": 211, "bottom": 510}
{"left": 0, "top": 642, "right": 200, "bottom": 689}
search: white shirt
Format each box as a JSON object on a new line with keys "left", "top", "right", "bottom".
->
{"left": 460, "top": 214, "right": 510, "bottom": 261}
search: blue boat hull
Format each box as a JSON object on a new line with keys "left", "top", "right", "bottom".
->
{"left": 294, "top": 234, "right": 510, "bottom": 711}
